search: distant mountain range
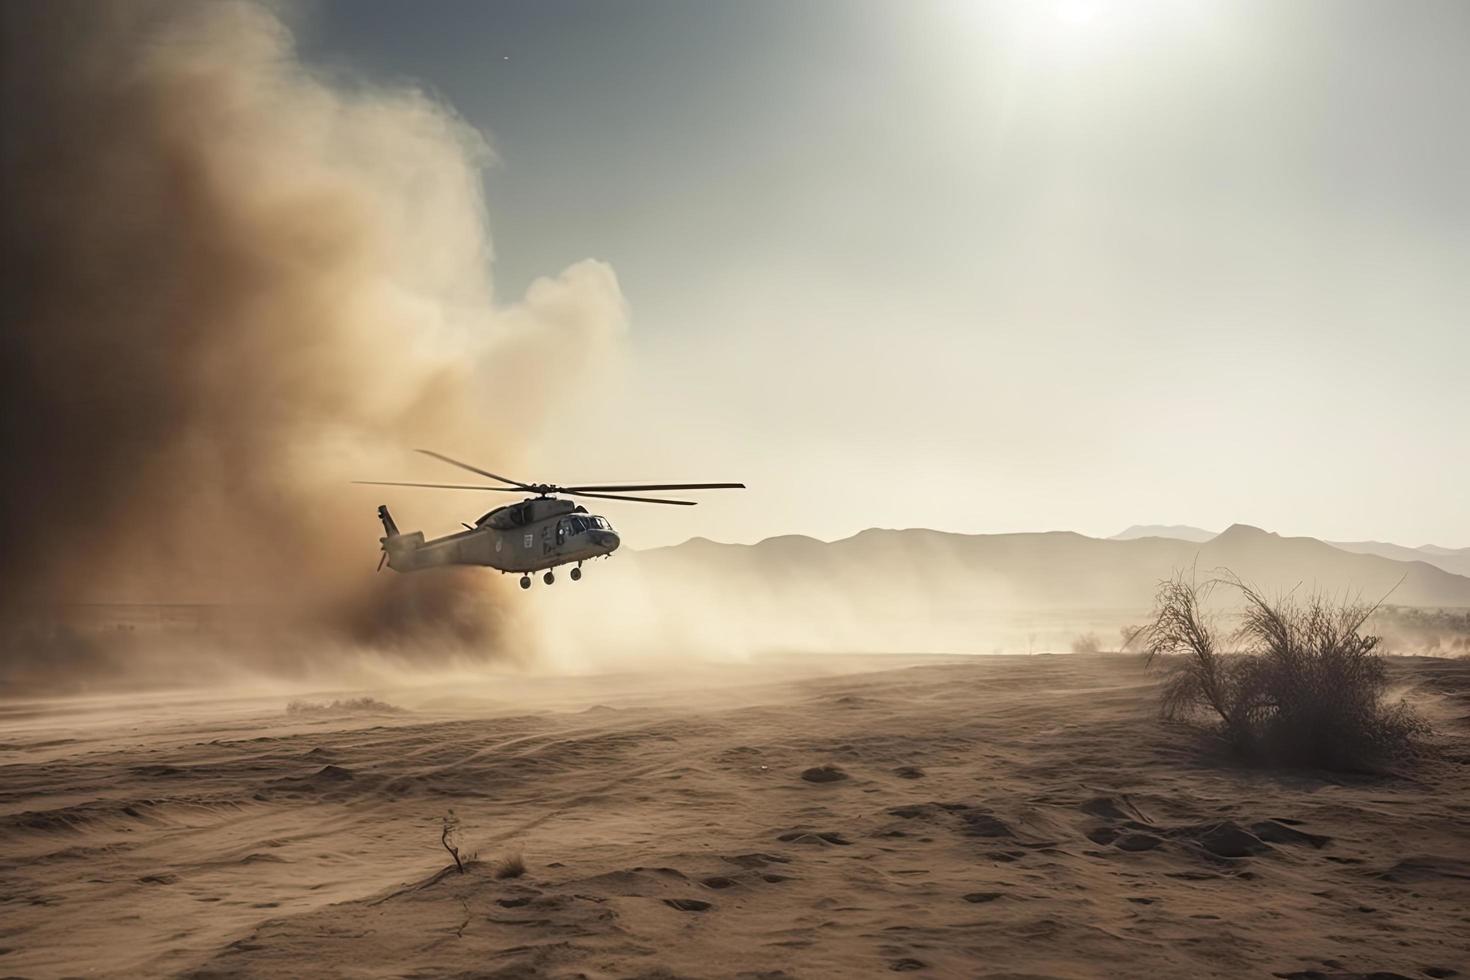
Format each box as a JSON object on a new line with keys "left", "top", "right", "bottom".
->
{"left": 636, "top": 523, "right": 1470, "bottom": 611}
{"left": 1108, "top": 526, "right": 1470, "bottom": 579}
{"left": 1324, "top": 540, "right": 1470, "bottom": 579}
{"left": 1111, "top": 524, "right": 1217, "bottom": 543}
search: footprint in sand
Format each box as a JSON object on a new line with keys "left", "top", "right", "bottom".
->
{"left": 663, "top": 898, "right": 713, "bottom": 912}
{"left": 957, "top": 811, "right": 1013, "bottom": 838}
{"left": 800, "top": 765, "right": 849, "bottom": 783}
{"left": 1115, "top": 833, "right": 1164, "bottom": 852}
{"left": 962, "top": 891, "right": 1003, "bottom": 903}
{"left": 1249, "top": 820, "right": 1332, "bottom": 849}
{"left": 723, "top": 852, "right": 792, "bottom": 869}
{"left": 777, "top": 830, "right": 852, "bottom": 846}
{"left": 1184, "top": 821, "right": 1273, "bottom": 858}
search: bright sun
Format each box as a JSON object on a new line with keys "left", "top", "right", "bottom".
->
{"left": 995, "top": 0, "right": 1221, "bottom": 63}
{"left": 1055, "top": 0, "right": 1102, "bottom": 28}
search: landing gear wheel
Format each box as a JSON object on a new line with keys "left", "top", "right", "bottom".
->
{"left": 543, "top": 571, "right": 555, "bottom": 585}
{"left": 519, "top": 575, "right": 531, "bottom": 590}
{"left": 570, "top": 567, "right": 582, "bottom": 582}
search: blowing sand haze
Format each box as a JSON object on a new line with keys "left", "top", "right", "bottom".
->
{"left": 4, "top": 656, "right": 1468, "bottom": 977}
{"left": 3, "top": 0, "right": 1469, "bottom": 977}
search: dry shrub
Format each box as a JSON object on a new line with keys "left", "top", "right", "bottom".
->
{"left": 1140, "top": 572, "right": 1429, "bottom": 770}
{"left": 493, "top": 853, "right": 526, "bottom": 879}
{"left": 286, "top": 697, "right": 403, "bottom": 716}
{"left": 1070, "top": 632, "right": 1103, "bottom": 654}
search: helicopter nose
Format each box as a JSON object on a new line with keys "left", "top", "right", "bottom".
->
{"left": 594, "top": 530, "right": 620, "bottom": 553}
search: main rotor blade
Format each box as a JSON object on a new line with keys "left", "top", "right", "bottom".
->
{"left": 562, "top": 482, "right": 745, "bottom": 493}
{"left": 352, "top": 481, "right": 524, "bottom": 492}
{"left": 415, "top": 450, "right": 530, "bottom": 489}
{"left": 566, "top": 490, "right": 697, "bottom": 506}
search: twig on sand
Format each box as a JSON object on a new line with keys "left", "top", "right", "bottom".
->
{"left": 442, "top": 810, "right": 464, "bottom": 873}
{"left": 454, "top": 897, "right": 470, "bottom": 938}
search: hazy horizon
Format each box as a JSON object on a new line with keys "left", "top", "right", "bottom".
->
{"left": 656, "top": 521, "right": 1468, "bottom": 552}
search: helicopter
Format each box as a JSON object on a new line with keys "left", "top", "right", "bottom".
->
{"left": 356, "top": 450, "right": 744, "bottom": 589}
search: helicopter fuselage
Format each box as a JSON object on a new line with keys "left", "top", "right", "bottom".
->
{"left": 360, "top": 449, "right": 741, "bottom": 587}
{"left": 377, "top": 497, "right": 620, "bottom": 578}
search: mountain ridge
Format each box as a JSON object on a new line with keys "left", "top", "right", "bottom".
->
{"left": 639, "top": 523, "right": 1470, "bottom": 609}
{"left": 1110, "top": 524, "right": 1217, "bottom": 543}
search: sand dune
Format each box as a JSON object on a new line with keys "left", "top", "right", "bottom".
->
{"left": 2, "top": 655, "right": 1467, "bottom": 978}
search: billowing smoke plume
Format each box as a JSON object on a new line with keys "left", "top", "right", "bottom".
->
{"left": 0, "top": 2, "right": 627, "bottom": 692}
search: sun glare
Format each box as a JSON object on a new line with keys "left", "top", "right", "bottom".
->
{"left": 972, "top": 0, "right": 1224, "bottom": 70}
{"left": 1055, "top": 0, "right": 1101, "bottom": 28}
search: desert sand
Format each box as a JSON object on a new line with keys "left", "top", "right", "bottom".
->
{"left": 3, "top": 654, "right": 1468, "bottom": 979}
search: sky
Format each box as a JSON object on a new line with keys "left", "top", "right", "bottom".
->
{"left": 300, "top": 0, "right": 1469, "bottom": 550}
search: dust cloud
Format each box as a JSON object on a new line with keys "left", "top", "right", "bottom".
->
{"left": 0, "top": 1, "right": 627, "bottom": 694}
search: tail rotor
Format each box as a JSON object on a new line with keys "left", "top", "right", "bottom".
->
{"left": 374, "top": 504, "right": 424, "bottom": 573}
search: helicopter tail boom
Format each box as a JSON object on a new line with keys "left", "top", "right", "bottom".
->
{"left": 376, "top": 505, "right": 427, "bottom": 572}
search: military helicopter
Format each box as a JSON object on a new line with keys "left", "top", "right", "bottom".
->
{"left": 356, "top": 450, "right": 744, "bottom": 589}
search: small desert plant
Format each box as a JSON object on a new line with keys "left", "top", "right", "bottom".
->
{"left": 1140, "top": 571, "right": 1429, "bottom": 770}
{"left": 492, "top": 852, "right": 526, "bottom": 879}
{"left": 1070, "top": 632, "right": 1103, "bottom": 655}
{"left": 441, "top": 810, "right": 464, "bottom": 873}
{"left": 287, "top": 697, "right": 402, "bottom": 716}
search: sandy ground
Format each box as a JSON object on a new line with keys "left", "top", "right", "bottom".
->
{"left": 2, "top": 654, "right": 1468, "bottom": 979}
